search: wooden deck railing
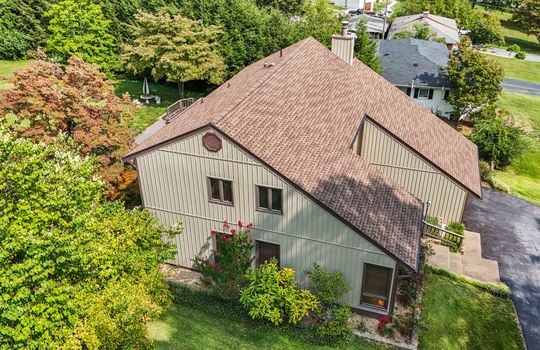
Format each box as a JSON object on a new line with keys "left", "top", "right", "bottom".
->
{"left": 163, "top": 98, "right": 196, "bottom": 123}
{"left": 423, "top": 221, "right": 465, "bottom": 252}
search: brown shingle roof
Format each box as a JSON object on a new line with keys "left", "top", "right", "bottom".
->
{"left": 126, "top": 37, "right": 481, "bottom": 269}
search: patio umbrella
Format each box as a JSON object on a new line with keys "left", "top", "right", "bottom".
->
{"left": 142, "top": 77, "right": 150, "bottom": 96}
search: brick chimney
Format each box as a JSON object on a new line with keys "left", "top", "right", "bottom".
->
{"left": 331, "top": 21, "right": 355, "bottom": 65}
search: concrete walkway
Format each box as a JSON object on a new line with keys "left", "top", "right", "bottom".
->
{"left": 479, "top": 47, "right": 540, "bottom": 62}
{"left": 426, "top": 231, "right": 500, "bottom": 282}
{"left": 464, "top": 188, "right": 540, "bottom": 350}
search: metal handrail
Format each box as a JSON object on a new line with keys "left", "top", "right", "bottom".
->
{"left": 423, "top": 221, "right": 465, "bottom": 238}
{"left": 163, "top": 98, "right": 196, "bottom": 123}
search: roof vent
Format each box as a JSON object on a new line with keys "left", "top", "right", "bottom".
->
{"left": 263, "top": 62, "right": 275, "bottom": 68}
{"left": 422, "top": 10, "right": 429, "bottom": 18}
{"left": 413, "top": 63, "right": 418, "bottom": 66}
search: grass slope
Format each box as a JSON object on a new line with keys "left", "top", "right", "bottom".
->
{"left": 476, "top": 5, "right": 540, "bottom": 54}
{"left": 494, "top": 92, "right": 540, "bottom": 205}
{"left": 148, "top": 285, "right": 382, "bottom": 350}
{"left": 420, "top": 270, "right": 524, "bottom": 350}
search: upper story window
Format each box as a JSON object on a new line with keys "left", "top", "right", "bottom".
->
{"left": 256, "top": 186, "right": 283, "bottom": 214}
{"left": 208, "top": 177, "right": 233, "bottom": 205}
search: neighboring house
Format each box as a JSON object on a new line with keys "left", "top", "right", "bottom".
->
{"left": 388, "top": 11, "right": 460, "bottom": 50}
{"left": 358, "top": 15, "right": 385, "bottom": 38}
{"left": 379, "top": 38, "right": 453, "bottom": 118}
{"left": 124, "top": 27, "right": 480, "bottom": 316}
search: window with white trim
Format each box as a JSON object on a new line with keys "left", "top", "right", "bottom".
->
{"left": 256, "top": 186, "right": 283, "bottom": 214}
{"left": 207, "top": 177, "right": 233, "bottom": 205}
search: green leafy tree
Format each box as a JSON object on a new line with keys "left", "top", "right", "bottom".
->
{"left": 256, "top": 0, "right": 306, "bottom": 16}
{"left": 180, "top": 0, "right": 293, "bottom": 76}
{"left": 394, "top": 0, "right": 476, "bottom": 28}
{"left": 393, "top": 22, "right": 446, "bottom": 43}
{"left": 45, "top": 0, "right": 117, "bottom": 71}
{"left": 469, "top": 108, "right": 526, "bottom": 169}
{"left": 0, "top": 134, "right": 178, "bottom": 349}
{"left": 447, "top": 37, "right": 504, "bottom": 118}
{"left": 354, "top": 20, "right": 382, "bottom": 73}
{"left": 512, "top": 0, "right": 540, "bottom": 43}
{"left": 292, "top": 0, "right": 342, "bottom": 47}
{"left": 0, "top": 52, "right": 134, "bottom": 198}
{"left": 122, "top": 11, "right": 226, "bottom": 97}
{"left": 469, "top": 12, "right": 504, "bottom": 45}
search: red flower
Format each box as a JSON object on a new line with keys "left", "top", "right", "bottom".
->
{"left": 223, "top": 220, "right": 230, "bottom": 229}
{"left": 377, "top": 322, "right": 384, "bottom": 330}
{"left": 210, "top": 230, "right": 217, "bottom": 236}
{"left": 230, "top": 229, "right": 236, "bottom": 236}
{"left": 238, "top": 220, "right": 243, "bottom": 228}
{"left": 210, "top": 262, "right": 221, "bottom": 269}
{"left": 246, "top": 222, "right": 253, "bottom": 232}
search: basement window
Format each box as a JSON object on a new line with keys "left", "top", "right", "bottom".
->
{"left": 256, "top": 186, "right": 283, "bottom": 214}
{"left": 208, "top": 177, "right": 233, "bottom": 205}
{"left": 361, "top": 264, "right": 393, "bottom": 309}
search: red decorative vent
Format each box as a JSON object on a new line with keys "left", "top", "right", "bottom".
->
{"left": 202, "top": 132, "right": 222, "bottom": 152}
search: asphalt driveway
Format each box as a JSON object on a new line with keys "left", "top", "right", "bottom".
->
{"left": 502, "top": 78, "right": 540, "bottom": 96}
{"left": 463, "top": 188, "right": 540, "bottom": 350}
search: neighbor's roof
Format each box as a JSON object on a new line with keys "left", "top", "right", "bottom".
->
{"left": 125, "top": 37, "right": 481, "bottom": 270}
{"left": 379, "top": 38, "right": 451, "bottom": 87}
{"left": 388, "top": 13, "right": 459, "bottom": 44}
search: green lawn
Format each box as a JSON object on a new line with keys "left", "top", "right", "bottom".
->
{"left": 0, "top": 60, "right": 29, "bottom": 89}
{"left": 420, "top": 270, "right": 524, "bottom": 350}
{"left": 486, "top": 55, "right": 540, "bottom": 84}
{"left": 475, "top": 5, "right": 540, "bottom": 54}
{"left": 114, "top": 79, "right": 205, "bottom": 133}
{"left": 494, "top": 92, "right": 540, "bottom": 205}
{"left": 148, "top": 284, "right": 383, "bottom": 350}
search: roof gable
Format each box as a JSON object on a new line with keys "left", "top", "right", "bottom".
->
{"left": 126, "top": 37, "right": 482, "bottom": 268}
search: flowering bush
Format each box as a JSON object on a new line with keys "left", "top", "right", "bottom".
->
{"left": 194, "top": 220, "right": 254, "bottom": 300}
{"left": 398, "top": 273, "right": 425, "bottom": 305}
{"left": 240, "top": 258, "right": 320, "bottom": 325}
{"left": 377, "top": 316, "right": 394, "bottom": 337}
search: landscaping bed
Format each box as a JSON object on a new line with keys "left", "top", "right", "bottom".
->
{"left": 148, "top": 283, "right": 384, "bottom": 350}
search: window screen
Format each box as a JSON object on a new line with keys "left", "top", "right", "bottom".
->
{"left": 361, "top": 264, "right": 392, "bottom": 309}
{"left": 256, "top": 241, "right": 280, "bottom": 267}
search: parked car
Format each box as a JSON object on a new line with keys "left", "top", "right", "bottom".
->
{"left": 348, "top": 9, "right": 364, "bottom": 15}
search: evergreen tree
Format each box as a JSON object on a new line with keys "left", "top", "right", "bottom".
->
{"left": 353, "top": 20, "right": 382, "bottom": 73}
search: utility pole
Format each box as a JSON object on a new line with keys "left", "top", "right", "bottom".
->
{"left": 382, "top": 0, "right": 389, "bottom": 39}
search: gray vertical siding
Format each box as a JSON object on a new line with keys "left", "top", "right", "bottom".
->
{"left": 136, "top": 127, "right": 397, "bottom": 313}
{"left": 358, "top": 119, "right": 467, "bottom": 222}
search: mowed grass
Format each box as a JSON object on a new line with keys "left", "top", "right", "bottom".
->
{"left": 114, "top": 79, "right": 205, "bottom": 133}
{"left": 0, "top": 60, "right": 30, "bottom": 89}
{"left": 420, "top": 270, "right": 524, "bottom": 350}
{"left": 487, "top": 55, "right": 540, "bottom": 83}
{"left": 475, "top": 5, "right": 540, "bottom": 54}
{"left": 494, "top": 92, "right": 540, "bottom": 205}
{"left": 148, "top": 284, "right": 383, "bottom": 350}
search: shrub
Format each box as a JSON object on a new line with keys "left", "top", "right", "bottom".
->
{"left": 492, "top": 177, "right": 511, "bottom": 193}
{"left": 194, "top": 221, "right": 254, "bottom": 300}
{"left": 377, "top": 316, "right": 394, "bottom": 337}
{"left": 479, "top": 160, "right": 493, "bottom": 182}
{"left": 398, "top": 273, "right": 425, "bottom": 305}
{"left": 447, "top": 222, "right": 465, "bottom": 235}
{"left": 315, "top": 304, "right": 352, "bottom": 341}
{"left": 515, "top": 51, "right": 526, "bottom": 59}
{"left": 240, "top": 258, "right": 320, "bottom": 325}
{"left": 507, "top": 44, "right": 521, "bottom": 52}
{"left": 307, "top": 264, "right": 351, "bottom": 304}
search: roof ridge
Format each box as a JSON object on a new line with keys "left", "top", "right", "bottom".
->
{"left": 214, "top": 38, "right": 311, "bottom": 126}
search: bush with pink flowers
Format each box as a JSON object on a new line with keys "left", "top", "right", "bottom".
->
{"left": 194, "top": 220, "right": 254, "bottom": 300}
